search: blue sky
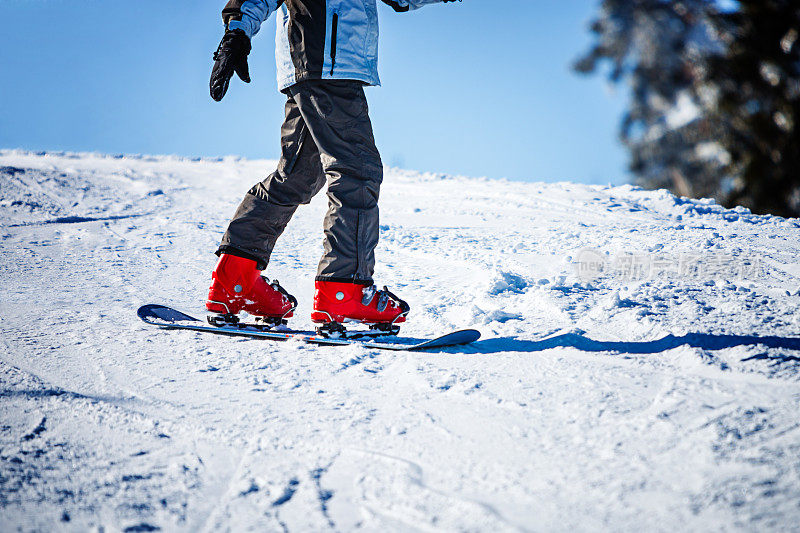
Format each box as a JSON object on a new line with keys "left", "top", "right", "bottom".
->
{"left": 0, "top": 1, "right": 628, "bottom": 185}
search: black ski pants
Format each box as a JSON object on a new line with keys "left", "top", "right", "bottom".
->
{"left": 217, "top": 80, "right": 383, "bottom": 284}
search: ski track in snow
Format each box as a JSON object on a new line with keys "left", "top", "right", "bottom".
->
{"left": 1, "top": 149, "right": 799, "bottom": 531}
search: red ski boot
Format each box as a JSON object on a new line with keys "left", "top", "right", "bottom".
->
{"left": 311, "top": 280, "right": 409, "bottom": 337}
{"left": 206, "top": 254, "right": 296, "bottom": 325}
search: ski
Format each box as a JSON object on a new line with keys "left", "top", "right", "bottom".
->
{"left": 137, "top": 304, "right": 480, "bottom": 351}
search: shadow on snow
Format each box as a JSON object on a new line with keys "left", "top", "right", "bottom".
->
{"left": 7, "top": 213, "right": 147, "bottom": 227}
{"left": 470, "top": 332, "right": 800, "bottom": 361}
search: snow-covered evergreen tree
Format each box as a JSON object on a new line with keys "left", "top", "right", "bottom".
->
{"left": 577, "top": 0, "right": 800, "bottom": 216}
{"left": 706, "top": 0, "right": 800, "bottom": 217}
{"left": 575, "top": 0, "right": 724, "bottom": 199}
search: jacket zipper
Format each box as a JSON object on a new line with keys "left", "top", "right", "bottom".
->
{"left": 330, "top": 13, "right": 338, "bottom": 75}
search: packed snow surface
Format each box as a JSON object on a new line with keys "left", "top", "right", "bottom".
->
{"left": 1, "top": 150, "right": 800, "bottom": 531}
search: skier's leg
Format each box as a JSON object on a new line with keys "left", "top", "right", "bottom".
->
{"left": 207, "top": 93, "right": 325, "bottom": 318}
{"left": 288, "top": 80, "right": 383, "bottom": 284}
{"left": 217, "top": 94, "right": 326, "bottom": 269}
{"left": 287, "top": 80, "right": 407, "bottom": 327}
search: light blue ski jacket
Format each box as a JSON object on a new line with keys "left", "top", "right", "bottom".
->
{"left": 223, "top": 0, "right": 448, "bottom": 90}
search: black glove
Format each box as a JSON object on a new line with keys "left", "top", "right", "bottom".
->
{"left": 210, "top": 29, "right": 252, "bottom": 102}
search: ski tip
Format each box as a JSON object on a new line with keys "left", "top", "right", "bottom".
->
{"left": 410, "top": 328, "right": 482, "bottom": 350}
{"left": 449, "top": 328, "right": 481, "bottom": 345}
{"left": 137, "top": 304, "right": 159, "bottom": 321}
{"left": 463, "top": 329, "right": 482, "bottom": 343}
{"left": 137, "top": 304, "right": 200, "bottom": 325}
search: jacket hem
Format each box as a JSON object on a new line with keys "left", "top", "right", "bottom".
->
{"left": 278, "top": 70, "right": 380, "bottom": 91}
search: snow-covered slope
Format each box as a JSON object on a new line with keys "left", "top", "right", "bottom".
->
{"left": 1, "top": 150, "right": 799, "bottom": 531}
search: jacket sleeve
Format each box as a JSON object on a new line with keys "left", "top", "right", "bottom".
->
{"left": 222, "top": 0, "right": 283, "bottom": 38}
{"left": 380, "top": 0, "right": 448, "bottom": 13}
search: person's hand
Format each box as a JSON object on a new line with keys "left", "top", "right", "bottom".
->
{"left": 210, "top": 29, "right": 252, "bottom": 102}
